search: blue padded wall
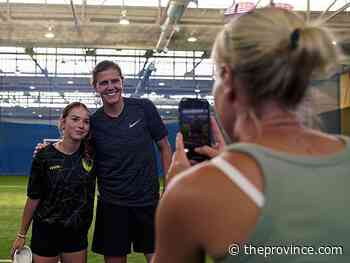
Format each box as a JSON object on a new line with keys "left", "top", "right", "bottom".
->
{"left": 0, "top": 111, "right": 341, "bottom": 176}
{"left": 0, "top": 121, "right": 179, "bottom": 176}
{"left": 0, "top": 122, "right": 59, "bottom": 175}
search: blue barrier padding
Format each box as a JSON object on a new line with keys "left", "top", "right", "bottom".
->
{"left": 0, "top": 121, "right": 179, "bottom": 176}
{"left": 0, "top": 122, "right": 60, "bottom": 175}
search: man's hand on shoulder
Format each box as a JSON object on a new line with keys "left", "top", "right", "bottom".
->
{"left": 33, "top": 142, "right": 49, "bottom": 157}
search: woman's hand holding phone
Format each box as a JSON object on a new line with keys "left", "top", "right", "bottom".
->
{"left": 166, "top": 117, "right": 226, "bottom": 185}
{"left": 194, "top": 116, "right": 225, "bottom": 158}
{"left": 166, "top": 133, "right": 191, "bottom": 184}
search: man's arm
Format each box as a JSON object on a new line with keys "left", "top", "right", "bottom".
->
{"left": 156, "top": 136, "right": 172, "bottom": 190}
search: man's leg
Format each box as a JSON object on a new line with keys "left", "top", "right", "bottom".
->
{"left": 92, "top": 199, "right": 131, "bottom": 262}
{"left": 131, "top": 205, "right": 157, "bottom": 263}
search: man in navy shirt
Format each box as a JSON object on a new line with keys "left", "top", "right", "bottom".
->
{"left": 90, "top": 60, "right": 172, "bottom": 263}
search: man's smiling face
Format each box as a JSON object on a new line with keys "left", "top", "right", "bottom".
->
{"left": 94, "top": 68, "right": 124, "bottom": 107}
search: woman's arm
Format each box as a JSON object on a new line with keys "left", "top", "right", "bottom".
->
{"left": 11, "top": 197, "right": 40, "bottom": 258}
{"left": 152, "top": 178, "right": 205, "bottom": 263}
{"left": 11, "top": 150, "right": 45, "bottom": 259}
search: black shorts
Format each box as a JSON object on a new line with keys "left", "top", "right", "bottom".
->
{"left": 92, "top": 199, "right": 157, "bottom": 257}
{"left": 31, "top": 220, "right": 88, "bottom": 257}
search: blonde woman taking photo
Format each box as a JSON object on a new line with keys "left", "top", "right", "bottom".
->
{"left": 153, "top": 7, "right": 350, "bottom": 263}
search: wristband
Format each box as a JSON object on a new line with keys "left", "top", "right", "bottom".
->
{"left": 17, "top": 233, "right": 26, "bottom": 239}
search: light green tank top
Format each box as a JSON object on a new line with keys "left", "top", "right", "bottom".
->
{"left": 213, "top": 136, "right": 350, "bottom": 263}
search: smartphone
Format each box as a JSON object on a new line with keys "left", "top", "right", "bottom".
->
{"left": 178, "top": 98, "right": 211, "bottom": 162}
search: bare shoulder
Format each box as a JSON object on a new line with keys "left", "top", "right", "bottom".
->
{"left": 160, "top": 153, "right": 263, "bottom": 257}
{"left": 155, "top": 164, "right": 213, "bottom": 262}
{"left": 161, "top": 161, "right": 217, "bottom": 211}
{"left": 164, "top": 151, "right": 263, "bottom": 207}
{"left": 219, "top": 151, "right": 264, "bottom": 192}
{"left": 308, "top": 128, "right": 345, "bottom": 143}
{"left": 157, "top": 163, "right": 223, "bottom": 257}
{"left": 302, "top": 128, "right": 346, "bottom": 154}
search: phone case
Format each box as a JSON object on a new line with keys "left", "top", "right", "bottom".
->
{"left": 178, "top": 98, "right": 211, "bottom": 162}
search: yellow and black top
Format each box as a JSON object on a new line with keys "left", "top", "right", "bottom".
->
{"left": 27, "top": 143, "right": 95, "bottom": 231}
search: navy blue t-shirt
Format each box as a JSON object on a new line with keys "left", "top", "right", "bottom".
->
{"left": 90, "top": 97, "right": 167, "bottom": 206}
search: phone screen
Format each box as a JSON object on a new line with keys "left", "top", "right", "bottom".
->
{"left": 179, "top": 98, "right": 210, "bottom": 161}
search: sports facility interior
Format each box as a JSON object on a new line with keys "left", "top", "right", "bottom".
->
{"left": 1, "top": 0, "right": 350, "bottom": 262}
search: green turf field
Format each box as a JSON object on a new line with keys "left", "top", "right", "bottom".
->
{"left": 0, "top": 176, "right": 106, "bottom": 262}
{"left": 0, "top": 176, "right": 212, "bottom": 263}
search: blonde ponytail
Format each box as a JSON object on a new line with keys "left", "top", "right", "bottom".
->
{"left": 212, "top": 7, "right": 343, "bottom": 110}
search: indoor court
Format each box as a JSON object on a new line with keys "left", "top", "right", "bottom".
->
{"left": 1, "top": 0, "right": 350, "bottom": 262}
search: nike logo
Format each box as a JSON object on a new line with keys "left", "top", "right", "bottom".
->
{"left": 129, "top": 119, "right": 141, "bottom": 128}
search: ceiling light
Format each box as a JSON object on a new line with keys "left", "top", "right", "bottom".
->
{"left": 45, "top": 26, "right": 55, "bottom": 39}
{"left": 332, "top": 41, "right": 337, "bottom": 45}
{"left": 194, "top": 89, "right": 201, "bottom": 93}
{"left": 29, "top": 86, "right": 36, "bottom": 90}
{"left": 119, "top": 17, "right": 130, "bottom": 25}
{"left": 45, "top": 32, "right": 55, "bottom": 38}
{"left": 158, "top": 82, "right": 165, "bottom": 86}
{"left": 67, "top": 80, "right": 74, "bottom": 84}
{"left": 119, "top": 10, "right": 130, "bottom": 25}
{"left": 187, "top": 36, "right": 197, "bottom": 42}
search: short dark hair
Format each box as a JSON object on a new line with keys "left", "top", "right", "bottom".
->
{"left": 91, "top": 60, "right": 123, "bottom": 87}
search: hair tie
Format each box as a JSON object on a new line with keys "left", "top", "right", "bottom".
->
{"left": 290, "top": 28, "right": 300, "bottom": 50}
